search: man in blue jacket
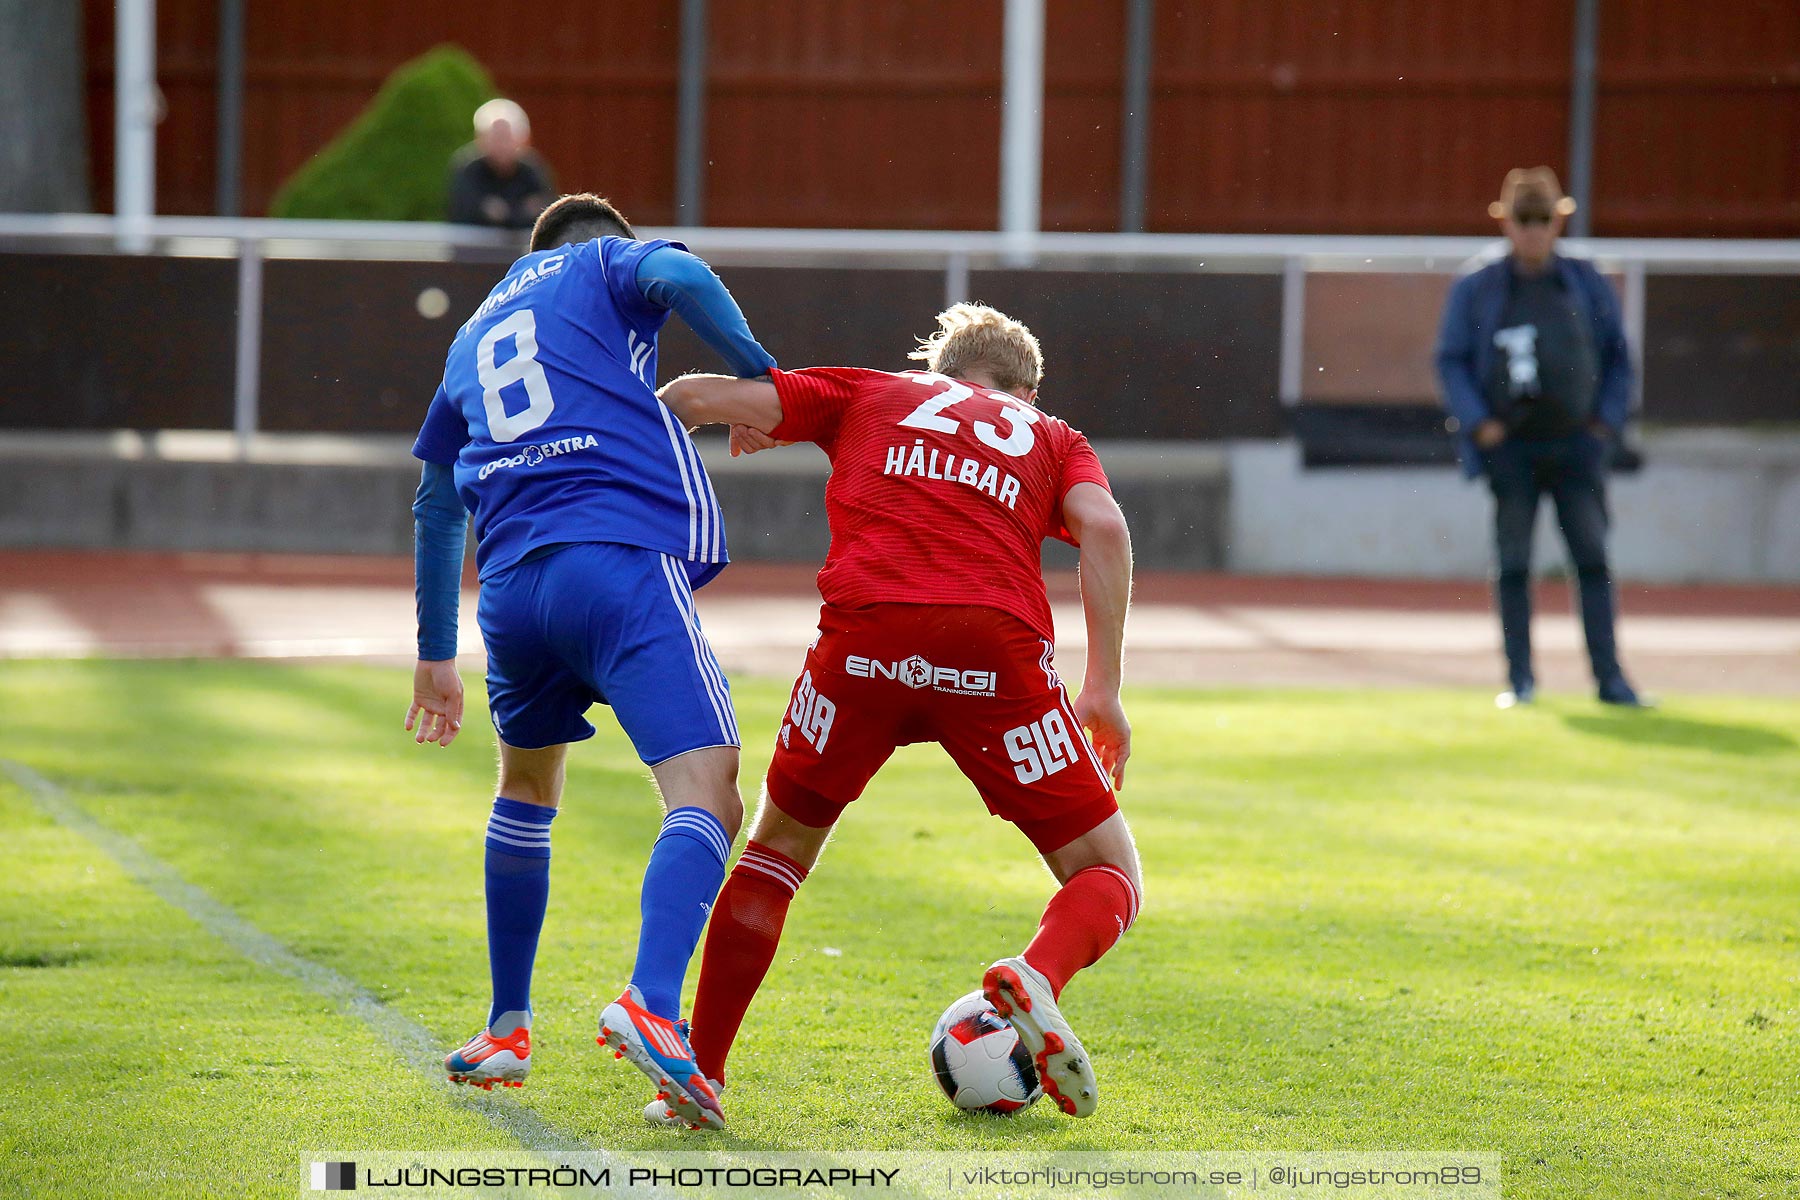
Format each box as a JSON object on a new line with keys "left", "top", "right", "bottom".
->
{"left": 1435, "top": 167, "right": 1646, "bottom": 708}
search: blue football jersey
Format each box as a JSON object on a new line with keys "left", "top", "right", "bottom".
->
{"left": 412, "top": 237, "right": 728, "bottom": 586}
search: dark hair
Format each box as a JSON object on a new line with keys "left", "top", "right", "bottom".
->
{"left": 530, "top": 193, "right": 636, "bottom": 251}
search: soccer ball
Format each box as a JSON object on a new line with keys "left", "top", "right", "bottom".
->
{"left": 929, "top": 991, "right": 1042, "bottom": 1114}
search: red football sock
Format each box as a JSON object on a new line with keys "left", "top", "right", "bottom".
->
{"left": 1021, "top": 865, "right": 1140, "bottom": 999}
{"left": 689, "top": 840, "right": 808, "bottom": 1084}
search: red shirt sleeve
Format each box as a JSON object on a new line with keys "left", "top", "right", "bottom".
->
{"left": 769, "top": 367, "right": 884, "bottom": 449}
{"left": 1048, "top": 430, "right": 1112, "bottom": 544}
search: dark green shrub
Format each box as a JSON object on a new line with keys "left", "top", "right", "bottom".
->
{"left": 269, "top": 44, "right": 495, "bottom": 221}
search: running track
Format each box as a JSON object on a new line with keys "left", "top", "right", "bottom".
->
{"left": 1, "top": 551, "right": 1795, "bottom": 696}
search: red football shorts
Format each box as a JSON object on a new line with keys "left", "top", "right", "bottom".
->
{"left": 765, "top": 603, "right": 1119, "bottom": 854}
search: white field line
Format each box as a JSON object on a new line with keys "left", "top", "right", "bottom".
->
{"left": 1, "top": 758, "right": 593, "bottom": 1157}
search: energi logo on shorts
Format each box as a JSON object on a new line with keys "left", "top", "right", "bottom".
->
{"left": 845, "top": 654, "right": 997, "bottom": 697}
{"left": 478, "top": 434, "right": 599, "bottom": 480}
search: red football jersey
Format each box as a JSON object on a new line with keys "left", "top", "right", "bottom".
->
{"left": 768, "top": 366, "right": 1111, "bottom": 641}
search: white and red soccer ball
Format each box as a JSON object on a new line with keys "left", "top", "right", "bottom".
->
{"left": 929, "top": 990, "right": 1043, "bottom": 1114}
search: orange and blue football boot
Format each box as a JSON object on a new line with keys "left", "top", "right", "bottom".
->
{"left": 445, "top": 1023, "right": 531, "bottom": 1090}
{"left": 598, "top": 986, "right": 725, "bottom": 1130}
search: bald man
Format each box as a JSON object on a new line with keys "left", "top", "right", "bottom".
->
{"left": 448, "top": 98, "right": 556, "bottom": 229}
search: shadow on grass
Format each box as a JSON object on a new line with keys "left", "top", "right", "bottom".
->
{"left": 1561, "top": 711, "right": 1796, "bottom": 757}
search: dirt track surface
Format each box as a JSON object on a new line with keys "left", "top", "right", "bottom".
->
{"left": 1, "top": 551, "right": 1795, "bottom": 696}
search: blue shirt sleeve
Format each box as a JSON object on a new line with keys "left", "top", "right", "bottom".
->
{"left": 413, "top": 461, "right": 467, "bottom": 660}
{"left": 413, "top": 385, "right": 469, "bottom": 465}
{"left": 634, "top": 245, "right": 778, "bottom": 378}
{"left": 597, "top": 236, "right": 683, "bottom": 328}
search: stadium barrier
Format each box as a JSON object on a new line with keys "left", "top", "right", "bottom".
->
{"left": 4, "top": 215, "right": 1800, "bottom": 445}
{"left": 5, "top": 427, "right": 1795, "bottom": 582}
{"left": 2, "top": 217, "right": 1795, "bottom": 581}
{"left": 0, "top": 431, "right": 1229, "bottom": 571}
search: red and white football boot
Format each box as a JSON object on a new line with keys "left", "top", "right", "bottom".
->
{"left": 983, "top": 956, "right": 1098, "bottom": 1117}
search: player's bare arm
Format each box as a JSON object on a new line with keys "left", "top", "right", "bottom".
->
{"left": 658, "top": 374, "right": 784, "bottom": 434}
{"left": 657, "top": 375, "right": 787, "bottom": 456}
{"left": 1062, "top": 480, "right": 1133, "bottom": 789}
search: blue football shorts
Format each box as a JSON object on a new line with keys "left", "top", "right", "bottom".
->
{"left": 476, "top": 542, "right": 740, "bottom": 762}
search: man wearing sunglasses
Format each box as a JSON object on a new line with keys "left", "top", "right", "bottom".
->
{"left": 1435, "top": 166, "right": 1647, "bottom": 709}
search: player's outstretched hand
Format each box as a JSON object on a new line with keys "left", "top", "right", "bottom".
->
{"left": 729, "top": 424, "right": 789, "bottom": 457}
{"left": 1074, "top": 688, "right": 1131, "bottom": 791}
{"left": 407, "top": 658, "right": 465, "bottom": 747}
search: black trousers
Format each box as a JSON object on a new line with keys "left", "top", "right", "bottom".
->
{"left": 1483, "top": 433, "right": 1622, "bottom": 690}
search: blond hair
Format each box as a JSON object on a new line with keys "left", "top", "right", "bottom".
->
{"left": 908, "top": 303, "right": 1043, "bottom": 391}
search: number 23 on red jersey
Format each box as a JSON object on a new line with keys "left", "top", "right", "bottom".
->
{"left": 883, "top": 372, "right": 1041, "bottom": 509}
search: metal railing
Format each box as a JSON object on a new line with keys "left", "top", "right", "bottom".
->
{"left": 4, "top": 213, "right": 1799, "bottom": 452}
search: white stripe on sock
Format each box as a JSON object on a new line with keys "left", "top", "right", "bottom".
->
{"left": 662, "top": 817, "right": 730, "bottom": 863}
{"left": 736, "top": 853, "right": 802, "bottom": 895}
{"left": 741, "top": 849, "right": 806, "bottom": 888}
{"left": 488, "top": 814, "right": 554, "bottom": 836}
{"left": 486, "top": 829, "right": 553, "bottom": 852}
{"left": 486, "top": 827, "right": 551, "bottom": 846}
{"left": 487, "top": 815, "right": 552, "bottom": 834}
{"left": 664, "top": 823, "right": 728, "bottom": 861}
{"left": 661, "top": 812, "right": 730, "bottom": 861}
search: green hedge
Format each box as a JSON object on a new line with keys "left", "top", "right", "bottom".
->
{"left": 269, "top": 44, "right": 496, "bottom": 221}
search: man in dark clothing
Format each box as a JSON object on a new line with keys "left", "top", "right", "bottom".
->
{"left": 448, "top": 99, "right": 555, "bottom": 230}
{"left": 1435, "top": 167, "right": 1648, "bottom": 708}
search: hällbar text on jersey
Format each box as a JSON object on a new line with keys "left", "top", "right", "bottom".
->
{"left": 883, "top": 439, "right": 1022, "bottom": 509}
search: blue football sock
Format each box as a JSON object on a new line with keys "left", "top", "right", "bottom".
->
{"left": 630, "top": 806, "right": 731, "bottom": 1021}
{"left": 484, "top": 797, "right": 557, "bottom": 1031}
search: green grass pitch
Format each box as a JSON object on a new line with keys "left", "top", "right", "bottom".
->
{"left": 1, "top": 659, "right": 1795, "bottom": 1197}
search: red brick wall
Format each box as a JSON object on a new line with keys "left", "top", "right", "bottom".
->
{"left": 83, "top": 0, "right": 1800, "bottom": 235}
